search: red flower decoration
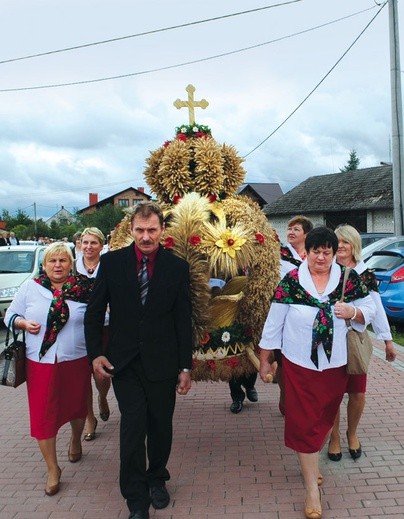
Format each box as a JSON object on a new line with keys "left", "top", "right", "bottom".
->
{"left": 163, "top": 140, "right": 171, "bottom": 148}
{"left": 173, "top": 195, "right": 182, "bottom": 204}
{"left": 176, "top": 133, "right": 187, "bottom": 141}
{"left": 244, "top": 327, "right": 253, "bottom": 338}
{"left": 206, "top": 360, "right": 216, "bottom": 371}
{"left": 200, "top": 331, "right": 210, "bottom": 345}
{"left": 255, "top": 233, "right": 265, "bottom": 244}
{"left": 164, "top": 236, "right": 175, "bottom": 249}
{"left": 189, "top": 235, "right": 201, "bottom": 246}
{"left": 225, "top": 356, "right": 240, "bottom": 368}
{"left": 208, "top": 193, "right": 217, "bottom": 203}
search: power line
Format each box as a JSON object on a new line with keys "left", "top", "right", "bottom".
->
{"left": 0, "top": 6, "right": 377, "bottom": 93}
{"left": 243, "top": 2, "right": 387, "bottom": 158}
{"left": 0, "top": 178, "right": 139, "bottom": 202}
{"left": 0, "top": 1, "right": 301, "bottom": 65}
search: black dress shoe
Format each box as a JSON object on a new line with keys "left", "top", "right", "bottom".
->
{"left": 246, "top": 387, "right": 258, "bottom": 402}
{"left": 327, "top": 451, "right": 342, "bottom": 462}
{"left": 347, "top": 431, "right": 362, "bottom": 459}
{"left": 150, "top": 484, "right": 170, "bottom": 509}
{"left": 327, "top": 440, "right": 342, "bottom": 461}
{"left": 128, "top": 511, "right": 149, "bottom": 519}
{"left": 230, "top": 399, "right": 243, "bottom": 414}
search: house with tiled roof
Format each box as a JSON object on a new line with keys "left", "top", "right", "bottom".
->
{"left": 264, "top": 165, "right": 393, "bottom": 242}
{"left": 237, "top": 182, "right": 283, "bottom": 208}
{"left": 78, "top": 187, "right": 151, "bottom": 215}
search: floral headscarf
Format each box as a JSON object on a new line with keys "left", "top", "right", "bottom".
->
{"left": 273, "top": 266, "right": 369, "bottom": 368}
{"left": 34, "top": 273, "right": 95, "bottom": 360}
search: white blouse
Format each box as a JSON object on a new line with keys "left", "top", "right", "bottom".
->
{"left": 354, "top": 260, "right": 392, "bottom": 341}
{"left": 4, "top": 280, "right": 88, "bottom": 364}
{"left": 280, "top": 243, "right": 302, "bottom": 279}
{"left": 75, "top": 256, "right": 100, "bottom": 278}
{"left": 259, "top": 261, "right": 377, "bottom": 371}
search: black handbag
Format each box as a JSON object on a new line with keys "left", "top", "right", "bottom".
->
{"left": 0, "top": 314, "right": 26, "bottom": 387}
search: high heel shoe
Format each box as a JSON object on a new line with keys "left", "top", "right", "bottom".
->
{"left": 45, "top": 466, "right": 61, "bottom": 496}
{"left": 98, "top": 395, "right": 110, "bottom": 422}
{"left": 346, "top": 430, "right": 362, "bottom": 460}
{"left": 327, "top": 438, "right": 342, "bottom": 462}
{"left": 83, "top": 417, "right": 98, "bottom": 442}
{"left": 68, "top": 439, "right": 83, "bottom": 463}
{"left": 304, "top": 488, "right": 322, "bottom": 519}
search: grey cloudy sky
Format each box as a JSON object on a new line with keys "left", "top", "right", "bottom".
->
{"left": 0, "top": 0, "right": 399, "bottom": 219}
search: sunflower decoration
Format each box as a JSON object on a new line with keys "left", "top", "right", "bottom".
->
{"left": 200, "top": 220, "right": 254, "bottom": 279}
{"left": 112, "top": 85, "right": 280, "bottom": 381}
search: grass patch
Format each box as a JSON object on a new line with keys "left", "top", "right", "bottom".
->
{"left": 390, "top": 325, "right": 404, "bottom": 347}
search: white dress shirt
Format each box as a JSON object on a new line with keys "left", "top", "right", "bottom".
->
{"left": 354, "top": 260, "right": 392, "bottom": 341}
{"left": 5, "top": 280, "right": 88, "bottom": 364}
{"left": 280, "top": 243, "right": 303, "bottom": 279}
{"left": 259, "top": 261, "right": 377, "bottom": 371}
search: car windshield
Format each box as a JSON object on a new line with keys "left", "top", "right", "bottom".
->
{"left": 0, "top": 250, "right": 35, "bottom": 273}
{"left": 366, "top": 252, "right": 404, "bottom": 272}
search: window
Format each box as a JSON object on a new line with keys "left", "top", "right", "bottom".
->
{"left": 118, "top": 199, "right": 129, "bottom": 207}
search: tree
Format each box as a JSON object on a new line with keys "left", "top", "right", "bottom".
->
{"left": 340, "top": 149, "right": 360, "bottom": 172}
{"left": 1, "top": 208, "right": 32, "bottom": 228}
{"left": 76, "top": 204, "right": 125, "bottom": 237}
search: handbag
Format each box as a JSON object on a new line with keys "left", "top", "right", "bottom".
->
{"left": 340, "top": 267, "right": 373, "bottom": 375}
{"left": 0, "top": 314, "right": 26, "bottom": 387}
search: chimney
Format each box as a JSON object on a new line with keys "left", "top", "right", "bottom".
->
{"left": 137, "top": 187, "right": 144, "bottom": 193}
{"left": 89, "top": 193, "right": 98, "bottom": 206}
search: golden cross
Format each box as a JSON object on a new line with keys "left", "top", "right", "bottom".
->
{"left": 173, "top": 84, "right": 209, "bottom": 125}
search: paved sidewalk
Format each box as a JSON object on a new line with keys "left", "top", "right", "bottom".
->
{"left": 1, "top": 338, "right": 403, "bottom": 519}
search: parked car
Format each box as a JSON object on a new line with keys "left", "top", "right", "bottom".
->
{"left": 361, "top": 235, "right": 404, "bottom": 261}
{"left": 360, "top": 232, "right": 393, "bottom": 248}
{"left": 365, "top": 248, "right": 404, "bottom": 323}
{"left": 0, "top": 245, "right": 46, "bottom": 320}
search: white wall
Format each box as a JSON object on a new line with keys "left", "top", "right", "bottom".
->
{"left": 366, "top": 210, "right": 394, "bottom": 233}
{"left": 267, "top": 214, "right": 325, "bottom": 243}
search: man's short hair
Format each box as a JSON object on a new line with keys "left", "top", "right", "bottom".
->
{"left": 131, "top": 201, "right": 164, "bottom": 228}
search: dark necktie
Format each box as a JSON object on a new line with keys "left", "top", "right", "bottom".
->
{"left": 138, "top": 256, "right": 149, "bottom": 305}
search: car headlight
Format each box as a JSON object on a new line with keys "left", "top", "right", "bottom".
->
{"left": 0, "top": 286, "right": 19, "bottom": 298}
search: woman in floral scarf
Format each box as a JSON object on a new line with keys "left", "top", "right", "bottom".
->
{"left": 327, "top": 225, "right": 396, "bottom": 462}
{"left": 259, "top": 227, "right": 376, "bottom": 519}
{"left": 5, "top": 242, "right": 94, "bottom": 497}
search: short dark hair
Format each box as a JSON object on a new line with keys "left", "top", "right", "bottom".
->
{"left": 288, "top": 215, "right": 314, "bottom": 234}
{"left": 305, "top": 226, "right": 338, "bottom": 254}
{"left": 130, "top": 201, "right": 164, "bottom": 228}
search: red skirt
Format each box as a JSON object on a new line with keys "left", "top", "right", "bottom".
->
{"left": 346, "top": 373, "right": 367, "bottom": 393}
{"left": 26, "top": 356, "right": 92, "bottom": 440}
{"left": 283, "top": 355, "right": 349, "bottom": 453}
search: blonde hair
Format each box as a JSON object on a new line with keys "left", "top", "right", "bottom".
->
{"left": 81, "top": 227, "right": 105, "bottom": 246}
{"left": 335, "top": 225, "right": 362, "bottom": 263}
{"left": 42, "top": 242, "right": 74, "bottom": 268}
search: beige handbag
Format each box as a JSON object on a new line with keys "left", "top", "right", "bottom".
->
{"left": 340, "top": 268, "right": 373, "bottom": 375}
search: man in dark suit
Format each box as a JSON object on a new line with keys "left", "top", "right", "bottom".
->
{"left": 85, "top": 201, "right": 193, "bottom": 519}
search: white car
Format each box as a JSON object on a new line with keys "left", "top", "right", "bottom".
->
{"left": 0, "top": 245, "right": 46, "bottom": 320}
{"left": 362, "top": 236, "right": 404, "bottom": 261}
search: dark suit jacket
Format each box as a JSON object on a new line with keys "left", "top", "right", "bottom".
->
{"left": 84, "top": 244, "right": 193, "bottom": 381}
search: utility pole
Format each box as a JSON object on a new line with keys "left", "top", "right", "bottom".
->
{"left": 389, "top": 0, "right": 404, "bottom": 234}
{"left": 33, "top": 202, "right": 37, "bottom": 238}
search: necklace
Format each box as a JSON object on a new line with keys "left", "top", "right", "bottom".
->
{"left": 83, "top": 259, "right": 99, "bottom": 274}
